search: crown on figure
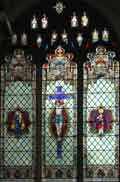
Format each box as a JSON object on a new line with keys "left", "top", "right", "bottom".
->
{"left": 95, "top": 46, "right": 107, "bottom": 65}
{"left": 97, "top": 105, "right": 105, "bottom": 113}
{"left": 96, "top": 46, "right": 107, "bottom": 55}
{"left": 47, "top": 46, "right": 74, "bottom": 61}
{"left": 55, "top": 46, "right": 65, "bottom": 57}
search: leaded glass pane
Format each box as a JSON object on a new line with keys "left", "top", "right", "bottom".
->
{"left": 83, "top": 46, "right": 119, "bottom": 180}
{"left": 0, "top": 50, "right": 36, "bottom": 180}
{"left": 42, "top": 47, "right": 77, "bottom": 181}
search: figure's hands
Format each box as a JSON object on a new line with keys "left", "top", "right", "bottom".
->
{"left": 21, "top": 122, "right": 25, "bottom": 130}
{"left": 11, "top": 124, "right": 15, "bottom": 129}
{"left": 57, "top": 137, "right": 61, "bottom": 142}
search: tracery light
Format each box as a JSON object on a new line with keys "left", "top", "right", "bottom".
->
{"left": 11, "top": 33, "right": 17, "bottom": 45}
{"left": 71, "top": 12, "right": 79, "bottom": 28}
{"left": 102, "top": 28, "right": 109, "bottom": 42}
{"left": 36, "top": 34, "right": 42, "bottom": 47}
{"left": 21, "top": 32, "right": 27, "bottom": 46}
{"left": 31, "top": 14, "right": 38, "bottom": 29}
{"left": 81, "top": 11, "right": 88, "bottom": 27}
{"left": 76, "top": 33, "right": 83, "bottom": 47}
{"left": 61, "top": 30, "right": 68, "bottom": 44}
{"left": 92, "top": 29, "right": 99, "bottom": 43}
{"left": 53, "top": 1, "right": 66, "bottom": 14}
{"left": 41, "top": 14, "right": 48, "bottom": 29}
{"left": 51, "top": 31, "right": 58, "bottom": 45}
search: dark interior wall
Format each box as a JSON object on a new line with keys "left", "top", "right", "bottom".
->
{"left": 0, "top": 0, "right": 120, "bottom": 46}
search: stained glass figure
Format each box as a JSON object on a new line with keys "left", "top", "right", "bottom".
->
{"left": 49, "top": 97, "right": 69, "bottom": 158}
{"left": 89, "top": 106, "right": 113, "bottom": 136}
{"left": 7, "top": 108, "right": 30, "bottom": 137}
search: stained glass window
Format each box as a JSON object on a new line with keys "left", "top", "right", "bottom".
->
{"left": 83, "top": 46, "right": 119, "bottom": 180}
{"left": 42, "top": 46, "right": 77, "bottom": 181}
{"left": 0, "top": 49, "right": 36, "bottom": 181}
{"left": 0, "top": 1, "right": 120, "bottom": 181}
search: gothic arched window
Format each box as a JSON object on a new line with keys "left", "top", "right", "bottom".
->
{"left": 0, "top": 1, "right": 119, "bottom": 182}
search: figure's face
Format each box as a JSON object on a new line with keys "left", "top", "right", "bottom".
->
{"left": 98, "top": 108, "right": 104, "bottom": 114}
{"left": 16, "top": 111, "right": 19, "bottom": 115}
{"left": 56, "top": 103, "right": 61, "bottom": 109}
{"left": 15, "top": 111, "right": 21, "bottom": 119}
